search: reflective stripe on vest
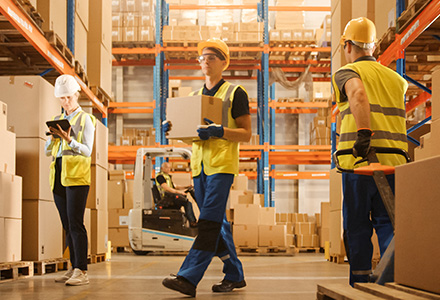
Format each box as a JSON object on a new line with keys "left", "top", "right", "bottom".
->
{"left": 332, "top": 60, "right": 408, "bottom": 169}
{"left": 190, "top": 82, "right": 246, "bottom": 176}
{"left": 155, "top": 172, "right": 174, "bottom": 198}
{"left": 49, "top": 111, "right": 96, "bottom": 189}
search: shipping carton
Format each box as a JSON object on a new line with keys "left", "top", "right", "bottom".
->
{"left": 92, "top": 120, "right": 109, "bottom": 169}
{"left": 331, "top": 0, "right": 351, "bottom": 53}
{"left": 109, "top": 228, "right": 129, "bottom": 247}
{"left": 0, "top": 173, "right": 22, "bottom": 219}
{"left": 0, "top": 217, "right": 4, "bottom": 261}
{"left": 87, "top": 42, "right": 113, "bottom": 98}
{"left": 329, "top": 209, "right": 346, "bottom": 255}
{"left": 89, "top": 0, "right": 112, "bottom": 51}
{"left": 432, "top": 69, "right": 440, "bottom": 121}
{"left": 234, "top": 204, "right": 260, "bottom": 225}
{"left": 232, "top": 175, "right": 248, "bottom": 190}
{"left": 258, "top": 225, "right": 286, "bottom": 247}
{"left": 294, "top": 222, "right": 316, "bottom": 235}
{"left": 233, "top": 224, "right": 258, "bottom": 247}
{"left": 321, "top": 202, "right": 330, "bottom": 227}
{"left": 87, "top": 165, "right": 108, "bottom": 210}
{"left": 108, "top": 180, "right": 124, "bottom": 209}
{"left": 166, "top": 95, "right": 223, "bottom": 139}
{"left": 259, "top": 207, "right": 276, "bottom": 226}
{"left": 4, "top": 218, "right": 21, "bottom": 262}
{"left": 329, "top": 168, "right": 343, "bottom": 211}
{"left": 0, "top": 129, "right": 16, "bottom": 175}
{"left": 108, "top": 208, "right": 130, "bottom": 227}
{"left": 296, "top": 234, "right": 319, "bottom": 248}
{"left": 374, "top": 0, "right": 395, "bottom": 41}
{"left": 75, "top": 14, "right": 88, "bottom": 71}
{"left": 76, "top": 0, "right": 89, "bottom": 29}
{"left": 37, "top": 0, "right": 67, "bottom": 44}
{"left": 91, "top": 209, "right": 108, "bottom": 254}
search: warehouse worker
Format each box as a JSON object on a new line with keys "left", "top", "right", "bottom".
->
{"left": 162, "top": 38, "right": 251, "bottom": 297}
{"left": 332, "top": 17, "right": 408, "bottom": 286}
{"left": 155, "top": 162, "right": 198, "bottom": 227}
{"left": 44, "top": 75, "right": 96, "bottom": 286}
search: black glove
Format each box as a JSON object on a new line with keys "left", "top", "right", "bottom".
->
{"left": 353, "top": 129, "right": 373, "bottom": 158}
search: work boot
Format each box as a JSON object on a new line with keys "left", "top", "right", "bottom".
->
{"left": 212, "top": 279, "right": 246, "bottom": 292}
{"left": 55, "top": 267, "right": 74, "bottom": 283}
{"left": 65, "top": 268, "right": 89, "bottom": 286}
{"left": 162, "top": 274, "right": 196, "bottom": 297}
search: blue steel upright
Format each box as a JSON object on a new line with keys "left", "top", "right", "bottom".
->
{"left": 67, "top": 0, "right": 75, "bottom": 54}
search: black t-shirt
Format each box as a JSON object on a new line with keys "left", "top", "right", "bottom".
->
{"left": 156, "top": 174, "right": 173, "bottom": 187}
{"left": 202, "top": 79, "right": 250, "bottom": 119}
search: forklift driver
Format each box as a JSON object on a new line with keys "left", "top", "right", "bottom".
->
{"left": 155, "top": 162, "right": 198, "bottom": 228}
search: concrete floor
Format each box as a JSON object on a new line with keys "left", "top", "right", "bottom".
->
{"left": 0, "top": 253, "right": 349, "bottom": 299}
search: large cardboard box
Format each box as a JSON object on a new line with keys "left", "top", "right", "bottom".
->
{"left": 4, "top": 218, "right": 21, "bottom": 262}
{"left": 258, "top": 225, "right": 286, "bottom": 247}
{"left": 76, "top": 0, "right": 89, "bottom": 30}
{"left": 233, "top": 224, "right": 258, "bottom": 247}
{"left": 87, "top": 165, "right": 108, "bottom": 210}
{"left": 321, "top": 202, "right": 330, "bottom": 227}
{"left": 22, "top": 199, "right": 63, "bottom": 261}
{"left": 329, "top": 168, "right": 343, "bottom": 211}
{"left": 108, "top": 180, "right": 124, "bottom": 209}
{"left": 124, "top": 180, "right": 134, "bottom": 209}
{"left": 108, "top": 208, "right": 130, "bottom": 227}
{"left": 37, "top": 0, "right": 67, "bottom": 44}
{"left": 432, "top": 69, "right": 440, "bottom": 121}
{"left": 16, "top": 137, "right": 52, "bottom": 201}
{"left": 234, "top": 204, "right": 260, "bottom": 225}
{"left": 331, "top": 0, "right": 352, "bottom": 55}
{"left": 88, "top": 0, "right": 112, "bottom": 51}
{"left": 166, "top": 95, "right": 223, "bottom": 140}
{"left": 0, "top": 173, "right": 22, "bottom": 219}
{"left": 395, "top": 156, "right": 440, "bottom": 294}
{"left": 75, "top": 14, "right": 88, "bottom": 71}
{"left": 0, "top": 217, "right": 4, "bottom": 262}
{"left": 91, "top": 209, "right": 108, "bottom": 254}
{"left": 352, "top": 0, "right": 375, "bottom": 21}
{"left": 259, "top": 207, "right": 276, "bottom": 226}
{"left": 320, "top": 227, "right": 330, "bottom": 248}
{"left": 91, "top": 120, "right": 109, "bottom": 169}
{"left": 232, "top": 175, "right": 248, "bottom": 190}
{"left": 294, "top": 222, "right": 316, "bottom": 235}
{"left": 329, "top": 209, "right": 346, "bottom": 255}
{"left": 109, "top": 227, "right": 129, "bottom": 247}
{"left": 0, "top": 76, "right": 59, "bottom": 139}
{"left": 0, "top": 129, "right": 16, "bottom": 175}
{"left": 374, "top": 0, "right": 396, "bottom": 41}
{"left": 87, "top": 42, "right": 113, "bottom": 98}
{"left": 296, "top": 234, "right": 319, "bottom": 248}
{"left": 0, "top": 100, "right": 6, "bottom": 130}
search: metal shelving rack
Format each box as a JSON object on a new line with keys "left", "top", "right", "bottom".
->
{"left": 0, "top": 0, "right": 108, "bottom": 123}
{"left": 109, "top": 0, "right": 332, "bottom": 206}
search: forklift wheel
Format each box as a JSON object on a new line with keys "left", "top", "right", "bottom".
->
{"left": 132, "top": 250, "right": 151, "bottom": 256}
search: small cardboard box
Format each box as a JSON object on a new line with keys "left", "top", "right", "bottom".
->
{"left": 233, "top": 224, "right": 258, "bottom": 247}
{"left": 0, "top": 172, "right": 22, "bottom": 219}
{"left": 109, "top": 227, "right": 129, "bottom": 247}
{"left": 108, "top": 208, "right": 130, "bottom": 227}
{"left": 108, "top": 180, "right": 124, "bottom": 209}
{"left": 258, "top": 225, "right": 286, "bottom": 247}
{"left": 234, "top": 204, "right": 260, "bottom": 225}
{"left": 108, "top": 170, "right": 126, "bottom": 181}
{"left": 294, "top": 222, "right": 316, "bottom": 235}
{"left": 259, "top": 207, "right": 276, "bottom": 226}
{"left": 167, "top": 95, "right": 223, "bottom": 139}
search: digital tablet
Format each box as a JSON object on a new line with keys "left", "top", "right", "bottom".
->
{"left": 46, "top": 119, "right": 71, "bottom": 138}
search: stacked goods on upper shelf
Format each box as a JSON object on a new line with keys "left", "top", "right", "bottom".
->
{"left": 37, "top": 0, "right": 67, "bottom": 45}
{"left": 315, "top": 15, "right": 331, "bottom": 47}
{"left": 112, "top": 0, "right": 156, "bottom": 43}
{"left": 120, "top": 127, "right": 156, "bottom": 146}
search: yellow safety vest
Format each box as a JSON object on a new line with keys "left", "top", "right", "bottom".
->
{"left": 332, "top": 59, "right": 408, "bottom": 169}
{"left": 155, "top": 172, "right": 174, "bottom": 198}
{"left": 49, "top": 111, "right": 96, "bottom": 189}
{"left": 190, "top": 81, "right": 246, "bottom": 176}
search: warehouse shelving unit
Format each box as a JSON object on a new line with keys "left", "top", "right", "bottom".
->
{"left": 0, "top": 0, "right": 108, "bottom": 123}
{"left": 109, "top": 0, "right": 333, "bottom": 207}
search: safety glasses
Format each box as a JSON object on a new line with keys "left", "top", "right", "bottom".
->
{"left": 197, "top": 54, "right": 220, "bottom": 63}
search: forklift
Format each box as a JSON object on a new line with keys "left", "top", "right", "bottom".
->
{"left": 128, "top": 147, "right": 197, "bottom": 255}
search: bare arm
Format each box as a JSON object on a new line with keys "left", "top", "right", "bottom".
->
{"left": 345, "top": 77, "right": 371, "bottom": 129}
{"left": 222, "top": 114, "right": 252, "bottom": 143}
{"left": 160, "top": 183, "right": 186, "bottom": 195}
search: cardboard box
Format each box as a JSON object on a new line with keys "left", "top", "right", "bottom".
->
{"left": 259, "top": 207, "right": 276, "bottom": 226}
{"left": 76, "top": 0, "right": 89, "bottom": 29}
{"left": 75, "top": 14, "right": 88, "bottom": 72}
{"left": 170, "top": 173, "right": 192, "bottom": 187}
{"left": 291, "top": 213, "right": 308, "bottom": 223}
{"left": 253, "top": 194, "right": 264, "bottom": 207}
{"left": 139, "top": 27, "right": 154, "bottom": 42}
{"left": 233, "top": 224, "right": 258, "bottom": 247}
{"left": 166, "top": 95, "right": 223, "bottom": 139}
{"left": 140, "top": 13, "right": 154, "bottom": 26}
{"left": 0, "top": 129, "right": 16, "bottom": 175}
{"left": 112, "top": 27, "right": 123, "bottom": 42}
{"left": 0, "top": 100, "right": 6, "bottom": 131}
{"left": 91, "top": 209, "right": 108, "bottom": 254}
{"left": 123, "top": 27, "right": 139, "bottom": 42}
{"left": 178, "top": 86, "right": 193, "bottom": 97}
{"left": 432, "top": 69, "right": 440, "bottom": 121}
{"left": 374, "top": 0, "right": 395, "bottom": 41}
{"left": 109, "top": 227, "right": 129, "bottom": 247}
{"left": 22, "top": 199, "right": 63, "bottom": 261}
{"left": 112, "top": 12, "right": 123, "bottom": 27}
{"left": 0, "top": 217, "right": 4, "bottom": 261}
{"left": 108, "top": 170, "right": 126, "bottom": 181}
{"left": 4, "top": 218, "right": 21, "bottom": 262}
{"left": 16, "top": 137, "right": 52, "bottom": 201}
{"left": 234, "top": 204, "right": 260, "bottom": 225}
{"left": 108, "top": 180, "right": 124, "bottom": 209}
{"left": 88, "top": 0, "right": 112, "bottom": 51}
{"left": 395, "top": 155, "right": 440, "bottom": 294}
{"left": 123, "top": 12, "right": 139, "bottom": 27}
{"left": 329, "top": 168, "right": 343, "bottom": 211}
{"left": 0, "top": 173, "right": 22, "bottom": 219}
{"left": 320, "top": 227, "right": 330, "bottom": 248}
{"left": 0, "top": 76, "right": 60, "bottom": 139}
{"left": 87, "top": 165, "right": 108, "bottom": 210}
{"left": 331, "top": 0, "right": 351, "bottom": 54}
{"left": 91, "top": 120, "right": 108, "bottom": 169}
{"left": 296, "top": 234, "right": 319, "bottom": 248}
{"left": 108, "top": 208, "right": 130, "bottom": 227}
{"left": 352, "top": 0, "right": 375, "bottom": 21}
{"left": 232, "top": 175, "right": 248, "bottom": 190}
{"left": 313, "top": 82, "right": 331, "bottom": 99}
{"left": 321, "top": 202, "right": 330, "bottom": 228}
{"left": 124, "top": 180, "right": 134, "bottom": 209}
{"left": 87, "top": 42, "right": 113, "bottom": 98}
{"left": 258, "top": 225, "right": 286, "bottom": 247}
{"left": 37, "top": 0, "right": 67, "bottom": 44}
{"left": 329, "top": 209, "right": 346, "bottom": 255}
{"left": 294, "top": 222, "right": 316, "bottom": 235}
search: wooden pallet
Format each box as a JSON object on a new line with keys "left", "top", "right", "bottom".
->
{"left": 375, "top": 27, "right": 396, "bottom": 57}
{"left": 13, "top": 0, "right": 44, "bottom": 31}
{"left": 87, "top": 254, "right": 96, "bottom": 264}
{"left": 397, "top": 0, "right": 432, "bottom": 33}
{"left": 237, "top": 246, "right": 294, "bottom": 256}
{"left": 44, "top": 31, "right": 75, "bottom": 67}
{"left": 95, "top": 253, "right": 106, "bottom": 263}
{"left": 294, "top": 247, "right": 320, "bottom": 253}
{"left": 0, "top": 261, "right": 34, "bottom": 283}
{"left": 328, "top": 254, "right": 347, "bottom": 264}
{"left": 74, "top": 61, "right": 89, "bottom": 87}
{"left": 90, "top": 86, "right": 113, "bottom": 105}
{"left": 33, "top": 258, "right": 69, "bottom": 275}
{"left": 317, "top": 282, "right": 440, "bottom": 300}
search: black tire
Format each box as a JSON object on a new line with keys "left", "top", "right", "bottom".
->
{"left": 132, "top": 249, "right": 150, "bottom": 255}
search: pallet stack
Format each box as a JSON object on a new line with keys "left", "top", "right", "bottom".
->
{"left": 0, "top": 100, "right": 22, "bottom": 263}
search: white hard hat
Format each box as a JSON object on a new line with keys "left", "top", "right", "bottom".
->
{"left": 54, "top": 74, "right": 81, "bottom": 98}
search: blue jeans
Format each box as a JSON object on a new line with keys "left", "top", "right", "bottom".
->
{"left": 53, "top": 158, "right": 89, "bottom": 271}
{"left": 177, "top": 167, "right": 244, "bottom": 286}
{"left": 342, "top": 173, "right": 394, "bottom": 286}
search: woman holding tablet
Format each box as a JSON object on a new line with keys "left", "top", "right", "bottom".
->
{"left": 44, "top": 74, "right": 96, "bottom": 286}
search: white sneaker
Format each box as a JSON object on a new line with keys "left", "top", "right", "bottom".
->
{"left": 55, "top": 267, "right": 74, "bottom": 283}
{"left": 65, "top": 268, "right": 89, "bottom": 286}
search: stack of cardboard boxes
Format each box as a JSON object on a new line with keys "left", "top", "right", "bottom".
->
{"left": 0, "top": 100, "right": 22, "bottom": 263}
{"left": 315, "top": 15, "right": 331, "bottom": 47}
{"left": 394, "top": 69, "right": 440, "bottom": 295}
{"left": 221, "top": 22, "right": 263, "bottom": 43}
{"left": 120, "top": 127, "right": 156, "bottom": 146}
{"left": 328, "top": 168, "right": 346, "bottom": 258}
{"left": 310, "top": 113, "right": 332, "bottom": 146}
{"left": 318, "top": 202, "right": 330, "bottom": 248}
{"left": 107, "top": 171, "right": 130, "bottom": 248}
{"left": 168, "top": 0, "right": 199, "bottom": 26}
{"left": 37, "top": 0, "right": 67, "bottom": 45}
{"left": 0, "top": 76, "right": 63, "bottom": 262}
{"left": 112, "top": 0, "right": 155, "bottom": 43}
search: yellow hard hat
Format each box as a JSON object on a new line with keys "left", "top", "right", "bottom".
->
{"left": 198, "top": 38, "right": 230, "bottom": 71}
{"left": 340, "top": 17, "right": 377, "bottom": 49}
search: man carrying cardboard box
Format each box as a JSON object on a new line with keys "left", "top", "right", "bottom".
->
{"left": 332, "top": 17, "right": 408, "bottom": 286}
{"left": 162, "top": 38, "right": 252, "bottom": 297}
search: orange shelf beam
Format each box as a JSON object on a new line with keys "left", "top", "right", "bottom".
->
{"left": 108, "top": 102, "right": 155, "bottom": 114}
{"left": 271, "top": 170, "right": 330, "bottom": 180}
{"left": 268, "top": 6, "right": 330, "bottom": 12}
{"left": 168, "top": 5, "right": 330, "bottom": 12}
{"left": 0, "top": 0, "right": 106, "bottom": 116}
{"left": 405, "top": 91, "right": 431, "bottom": 113}
{"left": 269, "top": 151, "right": 331, "bottom": 165}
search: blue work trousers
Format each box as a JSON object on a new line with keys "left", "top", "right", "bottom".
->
{"left": 342, "top": 173, "right": 395, "bottom": 286}
{"left": 53, "top": 158, "right": 89, "bottom": 271}
{"left": 177, "top": 168, "right": 244, "bottom": 286}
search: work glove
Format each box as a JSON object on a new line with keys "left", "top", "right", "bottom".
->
{"left": 353, "top": 129, "right": 373, "bottom": 158}
{"left": 197, "top": 118, "right": 224, "bottom": 140}
{"left": 162, "top": 120, "right": 171, "bottom": 134}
